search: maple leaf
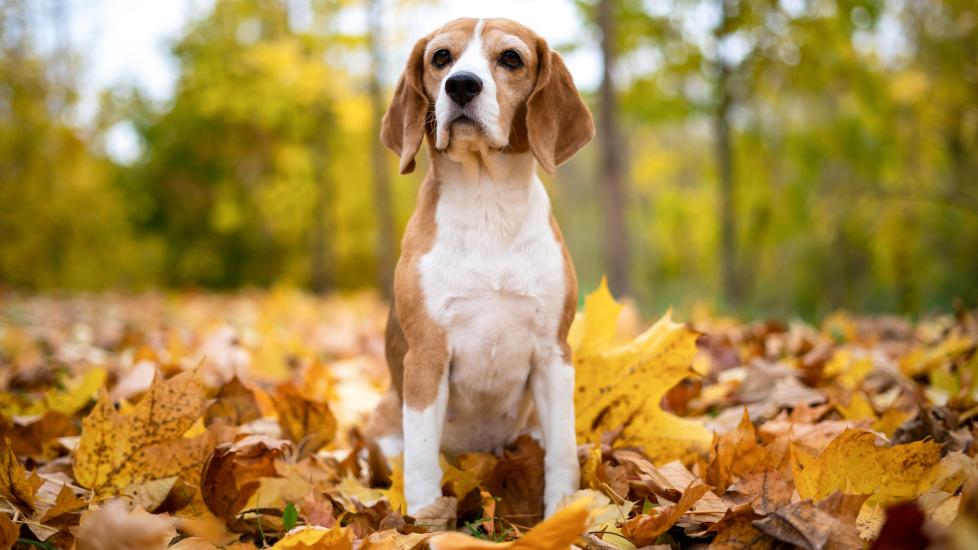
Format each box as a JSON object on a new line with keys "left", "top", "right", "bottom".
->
{"left": 73, "top": 369, "right": 213, "bottom": 496}
{"left": 790, "top": 429, "right": 942, "bottom": 507}
{"left": 572, "top": 279, "right": 711, "bottom": 463}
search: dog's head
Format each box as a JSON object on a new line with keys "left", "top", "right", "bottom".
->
{"left": 381, "top": 18, "right": 595, "bottom": 175}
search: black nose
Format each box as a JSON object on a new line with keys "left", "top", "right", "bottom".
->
{"left": 444, "top": 72, "right": 482, "bottom": 107}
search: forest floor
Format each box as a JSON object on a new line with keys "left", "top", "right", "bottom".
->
{"left": 0, "top": 287, "right": 976, "bottom": 549}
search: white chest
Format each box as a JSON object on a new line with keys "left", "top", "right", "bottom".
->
{"left": 418, "top": 168, "right": 566, "bottom": 451}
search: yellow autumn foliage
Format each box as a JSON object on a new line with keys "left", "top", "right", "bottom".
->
{"left": 571, "top": 279, "right": 711, "bottom": 464}
{"left": 790, "top": 429, "right": 942, "bottom": 506}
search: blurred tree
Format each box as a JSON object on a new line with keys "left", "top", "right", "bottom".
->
{"left": 120, "top": 0, "right": 345, "bottom": 289}
{"left": 0, "top": 0, "right": 149, "bottom": 289}
{"left": 596, "top": 0, "right": 631, "bottom": 296}
{"left": 367, "top": 0, "right": 395, "bottom": 297}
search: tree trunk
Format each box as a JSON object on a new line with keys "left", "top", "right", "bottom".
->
{"left": 597, "top": 0, "right": 629, "bottom": 296}
{"left": 715, "top": 0, "right": 739, "bottom": 305}
{"left": 367, "top": 0, "right": 396, "bottom": 298}
{"left": 310, "top": 133, "right": 334, "bottom": 294}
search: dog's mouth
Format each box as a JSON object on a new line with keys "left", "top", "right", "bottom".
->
{"left": 450, "top": 114, "right": 478, "bottom": 128}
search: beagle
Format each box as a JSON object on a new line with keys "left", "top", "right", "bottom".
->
{"left": 366, "top": 17, "right": 595, "bottom": 519}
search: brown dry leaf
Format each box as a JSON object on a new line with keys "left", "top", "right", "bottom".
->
{"left": 486, "top": 435, "right": 544, "bottom": 525}
{"left": 363, "top": 530, "right": 432, "bottom": 550}
{"left": 707, "top": 409, "right": 767, "bottom": 492}
{"left": 612, "top": 448, "right": 682, "bottom": 501}
{"left": 1, "top": 411, "right": 78, "bottom": 460}
{"left": 0, "top": 513, "right": 17, "bottom": 550}
{"left": 201, "top": 435, "right": 291, "bottom": 519}
{"left": 204, "top": 376, "right": 262, "bottom": 427}
{"left": 427, "top": 497, "right": 590, "bottom": 549}
{"left": 0, "top": 436, "right": 36, "bottom": 513}
{"left": 274, "top": 383, "right": 337, "bottom": 455}
{"left": 707, "top": 509, "right": 773, "bottom": 550}
{"left": 302, "top": 489, "right": 336, "bottom": 528}
{"left": 730, "top": 468, "right": 794, "bottom": 515}
{"left": 39, "top": 483, "right": 87, "bottom": 522}
{"left": 752, "top": 500, "right": 863, "bottom": 550}
{"left": 76, "top": 499, "right": 176, "bottom": 550}
{"left": 572, "top": 280, "right": 711, "bottom": 463}
{"left": 621, "top": 481, "right": 710, "bottom": 546}
{"left": 72, "top": 370, "right": 212, "bottom": 495}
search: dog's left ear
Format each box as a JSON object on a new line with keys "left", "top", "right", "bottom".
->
{"left": 381, "top": 36, "right": 429, "bottom": 175}
{"left": 526, "top": 42, "right": 595, "bottom": 175}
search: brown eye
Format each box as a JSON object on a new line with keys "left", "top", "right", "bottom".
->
{"left": 432, "top": 49, "right": 452, "bottom": 68}
{"left": 500, "top": 49, "right": 523, "bottom": 69}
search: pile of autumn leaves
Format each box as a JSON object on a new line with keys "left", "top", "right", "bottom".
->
{"left": 1, "top": 287, "right": 978, "bottom": 550}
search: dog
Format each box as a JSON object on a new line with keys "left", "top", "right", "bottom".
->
{"left": 365, "top": 17, "right": 595, "bottom": 519}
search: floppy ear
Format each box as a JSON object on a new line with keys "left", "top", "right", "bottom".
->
{"left": 381, "top": 37, "right": 430, "bottom": 175}
{"left": 525, "top": 44, "right": 595, "bottom": 175}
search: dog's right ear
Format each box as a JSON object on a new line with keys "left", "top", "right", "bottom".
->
{"left": 381, "top": 37, "right": 429, "bottom": 175}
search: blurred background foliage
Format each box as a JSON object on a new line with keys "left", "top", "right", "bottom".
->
{"left": 0, "top": 0, "right": 975, "bottom": 318}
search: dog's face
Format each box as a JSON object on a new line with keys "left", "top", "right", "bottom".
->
{"left": 382, "top": 18, "right": 594, "bottom": 175}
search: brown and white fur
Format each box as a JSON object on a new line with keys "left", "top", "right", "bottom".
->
{"left": 365, "top": 17, "right": 595, "bottom": 519}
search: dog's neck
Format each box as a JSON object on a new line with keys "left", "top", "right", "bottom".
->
{"left": 428, "top": 146, "right": 544, "bottom": 244}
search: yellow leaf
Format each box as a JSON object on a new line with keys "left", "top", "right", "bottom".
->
{"left": 572, "top": 281, "right": 710, "bottom": 463}
{"left": 73, "top": 370, "right": 212, "bottom": 495}
{"left": 0, "top": 436, "right": 36, "bottom": 513}
{"left": 837, "top": 392, "right": 876, "bottom": 420}
{"left": 271, "top": 525, "right": 353, "bottom": 550}
{"left": 440, "top": 453, "right": 496, "bottom": 499}
{"left": 0, "top": 368, "right": 106, "bottom": 418}
{"left": 428, "top": 497, "right": 590, "bottom": 549}
{"left": 824, "top": 349, "right": 872, "bottom": 389}
{"left": 381, "top": 457, "right": 407, "bottom": 513}
{"left": 790, "top": 429, "right": 942, "bottom": 507}
{"left": 872, "top": 407, "right": 915, "bottom": 438}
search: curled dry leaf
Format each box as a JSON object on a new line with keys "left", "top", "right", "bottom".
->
{"left": 621, "top": 481, "right": 710, "bottom": 546}
{"left": 201, "top": 434, "right": 291, "bottom": 519}
{"left": 274, "top": 383, "right": 337, "bottom": 455}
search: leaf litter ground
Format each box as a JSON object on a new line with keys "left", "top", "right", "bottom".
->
{"left": 1, "top": 286, "right": 978, "bottom": 549}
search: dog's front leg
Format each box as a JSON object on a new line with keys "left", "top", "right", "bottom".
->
{"left": 402, "top": 348, "right": 450, "bottom": 516}
{"left": 531, "top": 348, "right": 580, "bottom": 517}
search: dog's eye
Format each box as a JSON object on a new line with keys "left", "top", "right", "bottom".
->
{"left": 500, "top": 50, "right": 523, "bottom": 69}
{"left": 432, "top": 49, "right": 452, "bottom": 68}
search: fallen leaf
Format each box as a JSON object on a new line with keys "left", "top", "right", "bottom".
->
{"left": 752, "top": 500, "right": 863, "bottom": 550}
{"left": 790, "top": 429, "right": 942, "bottom": 507}
{"left": 0, "top": 436, "right": 36, "bottom": 513}
{"left": 201, "top": 435, "right": 290, "bottom": 519}
{"left": 302, "top": 489, "right": 336, "bottom": 527}
{"left": 73, "top": 370, "right": 212, "bottom": 495}
{"left": 39, "top": 483, "right": 87, "bottom": 522}
{"left": 428, "top": 497, "right": 590, "bottom": 549}
{"left": 76, "top": 499, "right": 176, "bottom": 550}
{"left": 205, "top": 376, "right": 262, "bottom": 427}
{"left": 0, "top": 513, "right": 17, "bottom": 550}
{"left": 707, "top": 509, "right": 773, "bottom": 550}
{"left": 621, "top": 481, "right": 709, "bottom": 545}
{"left": 485, "top": 435, "right": 544, "bottom": 524}
{"left": 573, "top": 280, "right": 711, "bottom": 463}
{"left": 274, "top": 383, "right": 337, "bottom": 455}
{"left": 271, "top": 525, "right": 353, "bottom": 549}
